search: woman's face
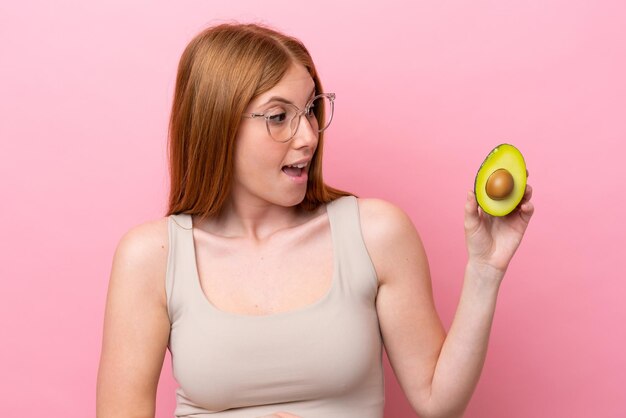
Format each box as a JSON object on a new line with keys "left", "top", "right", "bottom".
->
{"left": 232, "top": 63, "right": 318, "bottom": 209}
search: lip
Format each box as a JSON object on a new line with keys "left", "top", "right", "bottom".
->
{"left": 282, "top": 158, "right": 311, "bottom": 167}
{"left": 281, "top": 158, "right": 310, "bottom": 185}
{"left": 282, "top": 169, "right": 308, "bottom": 184}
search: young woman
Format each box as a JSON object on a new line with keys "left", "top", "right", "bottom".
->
{"left": 96, "top": 23, "right": 534, "bottom": 418}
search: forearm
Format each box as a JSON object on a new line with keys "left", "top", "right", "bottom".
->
{"left": 425, "top": 262, "right": 503, "bottom": 418}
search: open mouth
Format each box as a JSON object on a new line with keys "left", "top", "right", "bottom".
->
{"left": 281, "top": 162, "right": 307, "bottom": 178}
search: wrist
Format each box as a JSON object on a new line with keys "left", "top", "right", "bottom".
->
{"left": 466, "top": 259, "right": 506, "bottom": 284}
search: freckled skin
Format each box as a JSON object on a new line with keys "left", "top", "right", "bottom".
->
{"left": 233, "top": 63, "right": 318, "bottom": 210}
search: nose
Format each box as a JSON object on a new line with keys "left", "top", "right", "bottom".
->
{"left": 290, "top": 113, "right": 318, "bottom": 148}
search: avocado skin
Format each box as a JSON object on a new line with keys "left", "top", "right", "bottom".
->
{"left": 474, "top": 144, "right": 527, "bottom": 216}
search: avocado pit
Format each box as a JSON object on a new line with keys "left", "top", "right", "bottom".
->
{"left": 485, "top": 168, "right": 514, "bottom": 200}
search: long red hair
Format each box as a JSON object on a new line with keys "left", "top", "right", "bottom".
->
{"left": 166, "top": 23, "right": 352, "bottom": 218}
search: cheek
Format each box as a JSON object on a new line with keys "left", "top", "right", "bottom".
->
{"left": 234, "top": 130, "right": 283, "bottom": 180}
{"left": 236, "top": 149, "right": 273, "bottom": 179}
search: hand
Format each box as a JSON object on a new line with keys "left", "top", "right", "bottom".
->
{"left": 464, "top": 182, "right": 534, "bottom": 277}
{"left": 258, "top": 413, "right": 303, "bottom": 418}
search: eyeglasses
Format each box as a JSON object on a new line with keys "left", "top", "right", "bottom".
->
{"left": 242, "top": 93, "right": 335, "bottom": 143}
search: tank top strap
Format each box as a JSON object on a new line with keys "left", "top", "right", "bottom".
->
{"left": 165, "top": 213, "right": 198, "bottom": 324}
{"left": 326, "top": 196, "right": 379, "bottom": 297}
{"left": 165, "top": 199, "right": 379, "bottom": 324}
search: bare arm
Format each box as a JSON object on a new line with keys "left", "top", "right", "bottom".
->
{"left": 96, "top": 220, "right": 170, "bottom": 418}
{"left": 360, "top": 187, "right": 534, "bottom": 418}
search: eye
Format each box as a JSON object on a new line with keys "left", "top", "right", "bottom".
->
{"left": 306, "top": 102, "right": 316, "bottom": 117}
{"left": 267, "top": 109, "right": 288, "bottom": 124}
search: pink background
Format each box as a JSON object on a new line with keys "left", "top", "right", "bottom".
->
{"left": 1, "top": 1, "right": 625, "bottom": 417}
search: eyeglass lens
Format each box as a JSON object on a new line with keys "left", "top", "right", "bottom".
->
{"left": 266, "top": 96, "right": 334, "bottom": 142}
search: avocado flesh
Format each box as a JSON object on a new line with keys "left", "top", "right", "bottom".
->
{"left": 474, "top": 144, "right": 527, "bottom": 216}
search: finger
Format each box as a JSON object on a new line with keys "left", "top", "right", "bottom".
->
{"left": 464, "top": 190, "right": 480, "bottom": 231}
{"left": 512, "top": 185, "right": 532, "bottom": 216}
{"left": 465, "top": 190, "right": 479, "bottom": 216}
{"left": 465, "top": 190, "right": 478, "bottom": 211}
{"left": 522, "top": 183, "right": 533, "bottom": 202}
{"left": 519, "top": 200, "right": 534, "bottom": 223}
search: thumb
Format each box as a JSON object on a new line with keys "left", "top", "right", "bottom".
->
{"left": 464, "top": 190, "right": 480, "bottom": 232}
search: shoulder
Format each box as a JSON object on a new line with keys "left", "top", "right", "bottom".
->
{"left": 110, "top": 217, "right": 170, "bottom": 305}
{"left": 355, "top": 197, "right": 428, "bottom": 285}
{"left": 99, "top": 218, "right": 172, "bottom": 412}
{"left": 356, "top": 197, "right": 418, "bottom": 242}
{"left": 115, "top": 217, "right": 169, "bottom": 264}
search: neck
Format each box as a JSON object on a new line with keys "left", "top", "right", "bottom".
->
{"left": 195, "top": 196, "right": 307, "bottom": 242}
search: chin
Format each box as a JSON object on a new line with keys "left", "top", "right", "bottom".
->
{"left": 278, "top": 190, "right": 307, "bottom": 208}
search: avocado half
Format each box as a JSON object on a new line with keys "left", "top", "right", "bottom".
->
{"left": 474, "top": 144, "right": 527, "bottom": 216}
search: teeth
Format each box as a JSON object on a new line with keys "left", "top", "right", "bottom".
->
{"left": 287, "top": 163, "right": 307, "bottom": 168}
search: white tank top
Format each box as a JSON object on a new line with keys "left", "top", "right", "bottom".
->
{"left": 165, "top": 196, "right": 384, "bottom": 417}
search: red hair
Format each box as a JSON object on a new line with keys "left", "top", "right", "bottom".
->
{"left": 166, "top": 23, "right": 352, "bottom": 218}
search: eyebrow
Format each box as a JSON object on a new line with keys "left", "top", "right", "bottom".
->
{"left": 261, "top": 87, "right": 316, "bottom": 107}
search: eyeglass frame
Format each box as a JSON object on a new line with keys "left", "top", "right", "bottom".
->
{"left": 241, "top": 92, "right": 336, "bottom": 143}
